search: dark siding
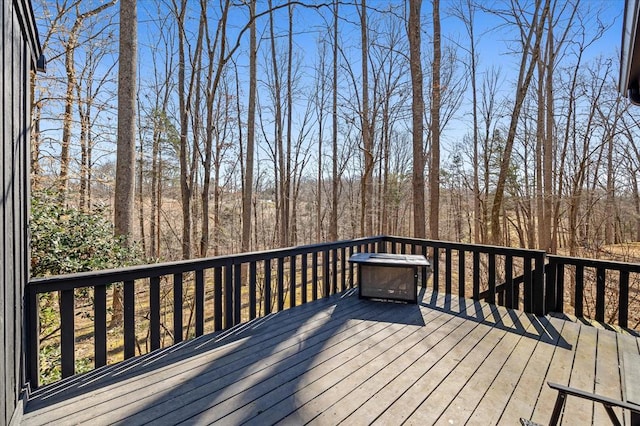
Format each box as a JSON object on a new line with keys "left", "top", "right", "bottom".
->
{"left": 2, "top": 0, "right": 40, "bottom": 424}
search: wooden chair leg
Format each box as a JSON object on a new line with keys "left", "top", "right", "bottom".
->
{"left": 603, "top": 404, "right": 622, "bottom": 426}
{"left": 549, "top": 391, "right": 566, "bottom": 426}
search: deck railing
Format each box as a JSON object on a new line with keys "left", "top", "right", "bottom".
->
{"left": 26, "top": 236, "right": 383, "bottom": 389}
{"left": 25, "top": 235, "right": 639, "bottom": 389}
{"left": 545, "top": 255, "right": 640, "bottom": 328}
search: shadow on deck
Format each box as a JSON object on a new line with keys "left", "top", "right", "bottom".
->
{"left": 22, "top": 288, "right": 640, "bottom": 425}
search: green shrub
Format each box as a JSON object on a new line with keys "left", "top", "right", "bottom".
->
{"left": 30, "top": 190, "right": 143, "bottom": 385}
{"left": 30, "top": 190, "right": 142, "bottom": 277}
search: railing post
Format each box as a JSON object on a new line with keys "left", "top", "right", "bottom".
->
{"left": 533, "top": 252, "right": 545, "bottom": 316}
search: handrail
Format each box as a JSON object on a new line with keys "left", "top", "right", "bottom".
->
{"left": 25, "top": 235, "right": 640, "bottom": 390}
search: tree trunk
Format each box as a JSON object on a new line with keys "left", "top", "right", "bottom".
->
{"left": 242, "top": 0, "right": 257, "bottom": 253}
{"left": 429, "top": 0, "right": 441, "bottom": 241}
{"left": 359, "top": 0, "right": 373, "bottom": 237}
{"left": 112, "top": 0, "right": 137, "bottom": 327}
{"left": 408, "top": 0, "right": 425, "bottom": 239}
{"left": 330, "top": 0, "right": 339, "bottom": 242}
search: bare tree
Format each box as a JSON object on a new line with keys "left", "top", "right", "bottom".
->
{"left": 57, "top": 0, "right": 117, "bottom": 203}
{"left": 359, "top": 0, "right": 374, "bottom": 236}
{"left": 330, "top": 0, "right": 340, "bottom": 241}
{"left": 489, "top": 0, "right": 549, "bottom": 244}
{"left": 242, "top": 0, "right": 257, "bottom": 253}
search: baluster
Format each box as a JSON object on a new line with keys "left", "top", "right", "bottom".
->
{"left": 264, "top": 259, "right": 272, "bottom": 315}
{"left": 445, "top": 248, "right": 452, "bottom": 295}
{"left": 214, "top": 267, "right": 223, "bottom": 330}
{"left": 301, "top": 254, "right": 308, "bottom": 304}
{"left": 124, "top": 280, "right": 135, "bottom": 359}
{"left": 312, "top": 252, "right": 318, "bottom": 301}
{"left": 173, "top": 273, "right": 183, "bottom": 343}
{"left": 249, "top": 262, "right": 257, "bottom": 320}
{"left": 575, "top": 266, "right": 584, "bottom": 318}
{"left": 290, "top": 255, "right": 297, "bottom": 308}
{"left": 596, "top": 267, "right": 606, "bottom": 322}
{"left": 458, "top": 250, "right": 466, "bottom": 299}
{"left": 619, "top": 270, "right": 629, "bottom": 328}
{"left": 150, "top": 276, "right": 161, "bottom": 350}
{"left": 95, "top": 284, "right": 107, "bottom": 367}
{"left": 487, "top": 253, "right": 496, "bottom": 305}
{"left": 196, "top": 269, "right": 204, "bottom": 335}
{"left": 60, "top": 288, "right": 75, "bottom": 378}
{"left": 234, "top": 264, "right": 242, "bottom": 325}
{"left": 504, "top": 255, "right": 514, "bottom": 309}
{"left": 277, "top": 257, "right": 285, "bottom": 311}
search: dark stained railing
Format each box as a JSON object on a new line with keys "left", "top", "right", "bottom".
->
{"left": 25, "top": 235, "right": 640, "bottom": 390}
{"left": 25, "top": 236, "right": 382, "bottom": 389}
{"left": 545, "top": 255, "right": 640, "bottom": 329}
{"left": 379, "top": 236, "right": 547, "bottom": 315}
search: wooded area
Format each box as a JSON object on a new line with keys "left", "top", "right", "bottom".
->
{"left": 30, "top": 0, "right": 640, "bottom": 268}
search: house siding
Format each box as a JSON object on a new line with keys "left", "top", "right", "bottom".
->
{"left": 2, "top": 0, "right": 41, "bottom": 424}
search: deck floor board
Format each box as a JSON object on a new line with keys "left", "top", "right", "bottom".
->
{"left": 21, "top": 288, "right": 639, "bottom": 426}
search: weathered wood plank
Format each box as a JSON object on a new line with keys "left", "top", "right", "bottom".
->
{"left": 349, "top": 301, "right": 506, "bottom": 425}
{"left": 404, "top": 306, "right": 524, "bottom": 425}
{"left": 118, "top": 301, "right": 417, "bottom": 424}
{"left": 617, "top": 331, "right": 640, "bottom": 425}
{"left": 561, "top": 322, "right": 598, "bottom": 424}
{"left": 463, "top": 312, "right": 548, "bottom": 424}
{"left": 306, "top": 296, "right": 471, "bottom": 425}
{"left": 24, "top": 293, "right": 369, "bottom": 422}
{"left": 246, "top": 295, "right": 456, "bottom": 425}
{"left": 592, "top": 328, "right": 624, "bottom": 425}
{"left": 232, "top": 305, "right": 444, "bottom": 425}
{"left": 495, "top": 315, "right": 566, "bottom": 423}
{"left": 529, "top": 317, "right": 581, "bottom": 424}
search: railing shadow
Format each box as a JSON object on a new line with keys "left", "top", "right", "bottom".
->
{"left": 24, "top": 288, "right": 432, "bottom": 424}
{"left": 420, "top": 290, "right": 572, "bottom": 350}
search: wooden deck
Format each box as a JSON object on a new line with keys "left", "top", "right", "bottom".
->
{"left": 22, "top": 288, "right": 640, "bottom": 425}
